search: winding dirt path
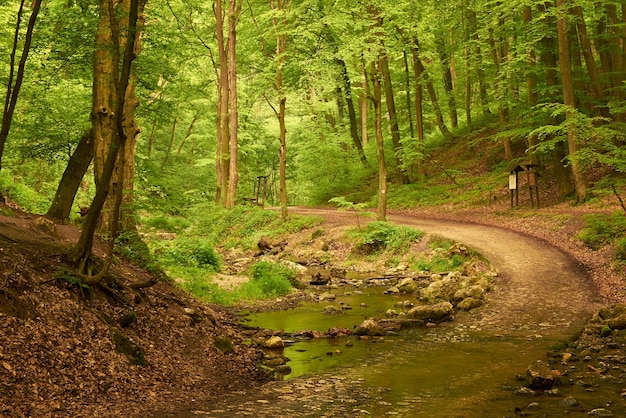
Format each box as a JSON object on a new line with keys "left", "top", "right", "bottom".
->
{"left": 292, "top": 207, "right": 602, "bottom": 335}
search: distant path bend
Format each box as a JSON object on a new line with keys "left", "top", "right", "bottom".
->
{"left": 290, "top": 207, "right": 601, "bottom": 335}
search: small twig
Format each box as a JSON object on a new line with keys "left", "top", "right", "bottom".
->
{"left": 612, "top": 185, "right": 626, "bottom": 215}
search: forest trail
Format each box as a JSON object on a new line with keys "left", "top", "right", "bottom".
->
{"left": 163, "top": 207, "right": 605, "bottom": 418}
{"left": 289, "top": 207, "right": 602, "bottom": 335}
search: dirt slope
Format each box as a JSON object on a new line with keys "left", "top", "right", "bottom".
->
{"left": 0, "top": 206, "right": 267, "bottom": 417}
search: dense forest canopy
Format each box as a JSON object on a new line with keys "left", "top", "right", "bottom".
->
{"left": 0, "top": 0, "right": 625, "bottom": 276}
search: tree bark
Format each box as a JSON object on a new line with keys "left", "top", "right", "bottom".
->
{"left": 557, "top": 0, "right": 587, "bottom": 203}
{"left": 371, "top": 59, "right": 386, "bottom": 221}
{"left": 523, "top": 6, "right": 540, "bottom": 167}
{"left": 339, "top": 58, "right": 369, "bottom": 169}
{"left": 435, "top": 32, "right": 458, "bottom": 129}
{"left": 74, "top": 0, "right": 142, "bottom": 279}
{"left": 381, "top": 51, "right": 409, "bottom": 184}
{"left": 47, "top": 130, "right": 94, "bottom": 221}
{"left": 539, "top": 1, "right": 574, "bottom": 199}
{"left": 225, "top": 0, "right": 241, "bottom": 208}
{"left": 215, "top": 0, "right": 230, "bottom": 205}
{"left": 0, "top": 0, "right": 42, "bottom": 172}
{"left": 413, "top": 37, "right": 452, "bottom": 141}
{"left": 273, "top": 0, "right": 288, "bottom": 219}
{"left": 411, "top": 43, "right": 425, "bottom": 183}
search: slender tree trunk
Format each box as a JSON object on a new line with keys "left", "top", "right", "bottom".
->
{"left": 339, "top": 58, "right": 369, "bottom": 168}
{"left": 435, "top": 32, "right": 458, "bottom": 129}
{"left": 215, "top": 0, "right": 229, "bottom": 205}
{"left": 176, "top": 115, "right": 198, "bottom": 155}
{"left": 0, "top": 0, "right": 42, "bottom": 172}
{"left": 273, "top": 0, "right": 288, "bottom": 219}
{"left": 225, "top": 0, "right": 241, "bottom": 208}
{"left": 359, "top": 55, "right": 369, "bottom": 146}
{"left": 381, "top": 51, "right": 409, "bottom": 184}
{"left": 523, "top": 6, "right": 540, "bottom": 166}
{"left": 146, "top": 118, "right": 157, "bottom": 159}
{"left": 413, "top": 37, "right": 452, "bottom": 141}
{"left": 557, "top": 0, "right": 587, "bottom": 203}
{"left": 371, "top": 59, "right": 386, "bottom": 221}
{"left": 162, "top": 118, "right": 177, "bottom": 166}
{"left": 411, "top": 44, "right": 425, "bottom": 183}
{"left": 539, "top": 1, "right": 573, "bottom": 199}
{"left": 47, "top": 130, "right": 94, "bottom": 221}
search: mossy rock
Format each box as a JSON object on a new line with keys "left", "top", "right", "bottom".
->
{"left": 111, "top": 328, "right": 145, "bottom": 365}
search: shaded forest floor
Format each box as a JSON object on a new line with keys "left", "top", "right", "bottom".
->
{"left": 0, "top": 203, "right": 269, "bottom": 417}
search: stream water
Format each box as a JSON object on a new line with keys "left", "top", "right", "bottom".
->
{"left": 234, "top": 287, "right": 620, "bottom": 417}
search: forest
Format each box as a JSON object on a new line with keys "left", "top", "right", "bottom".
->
{"left": 1, "top": 0, "right": 626, "bottom": 235}
{"left": 2, "top": 1, "right": 626, "bottom": 416}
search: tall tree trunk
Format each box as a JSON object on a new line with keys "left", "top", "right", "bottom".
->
{"left": 0, "top": 0, "right": 42, "bottom": 172}
{"left": 557, "top": 0, "right": 588, "bottom": 203}
{"left": 435, "top": 32, "right": 458, "bottom": 129}
{"left": 47, "top": 130, "right": 94, "bottom": 221}
{"left": 272, "top": 0, "right": 288, "bottom": 219}
{"left": 571, "top": 5, "right": 611, "bottom": 119}
{"left": 411, "top": 44, "right": 425, "bottom": 183}
{"left": 339, "top": 58, "right": 369, "bottom": 168}
{"left": 225, "top": 0, "right": 241, "bottom": 208}
{"left": 381, "top": 51, "right": 409, "bottom": 184}
{"left": 467, "top": 6, "right": 490, "bottom": 115}
{"left": 539, "top": 1, "right": 573, "bottom": 199}
{"left": 73, "top": 0, "right": 141, "bottom": 278}
{"left": 371, "top": 59, "right": 386, "bottom": 221}
{"left": 523, "top": 6, "right": 540, "bottom": 166}
{"left": 359, "top": 55, "right": 369, "bottom": 146}
{"left": 215, "top": 0, "right": 229, "bottom": 205}
{"left": 413, "top": 37, "right": 453, "bottom": 141}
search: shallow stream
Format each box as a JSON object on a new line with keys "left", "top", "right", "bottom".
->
{"left": 237, "top": 287, "right": 621, "bottom": 417}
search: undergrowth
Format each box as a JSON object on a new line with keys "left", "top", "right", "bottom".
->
{"left": 578, "top": 212, "right": 626, "bottom": 264}
{"left": 413, "top": 237, "right": 473, "bottom": 273}
{"left": 176, "top": 261, "right": 298, "bottom": 305}
{"left": 349, "top": 221, "right": 424, "bottom": 255}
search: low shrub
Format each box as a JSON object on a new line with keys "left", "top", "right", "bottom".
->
{"left": 578, "top": 212, "right": 626, "bottom": 250}
{"left": 351, "top": 221, "right": 424, "bottom": 255}
{"left": 246, "top": 261, "right": 298, "bottom": 296}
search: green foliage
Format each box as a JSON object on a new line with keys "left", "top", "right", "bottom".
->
{"left": 115, "top": 231, "right": 165, "bottom": 278}
{"left": 248, "top": 261, "right": 298, "bottom": 295}
{"left": 350, "top": 221, "right": 424, "bottom": 255}
{"left": 188, "top": 204, "right": 320, "bottom": 250}
{"left": 176, "top": 261, "right": 297, "bottom": 305}
{"left": 0, "top": 170, "right": 52, "bottom": 214}
{"left": 329, "top": 196, "right": 371, "bottom": 229}
{"left": 615, "top": 237, "right": 626, "bottom": 264}
{"left": 142, "top": 214, "right": 191, "bottom": 232}
{"left": 412, "top": 238, "right": 466, "bottom": 273}
{"left": 154, "top": 237, "right": 221, "bottom": 271}
{"left": 578, "top": 212, "right": 626, "bottom": 251}
{"left": 54, "top": 268, "right": 89, "bottom": 289}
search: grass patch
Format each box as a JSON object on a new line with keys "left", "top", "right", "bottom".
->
{"left": 578, "top": 212, "right": 626, "bottom": 251}
{"left": 175, "top": 260, "right": 298, "bottom": 305}
{"left": 349, "top": 221, "right": 424, "bottom": 255}
{"left": 412, "top": 236, "right": 472, "bottom": 273}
